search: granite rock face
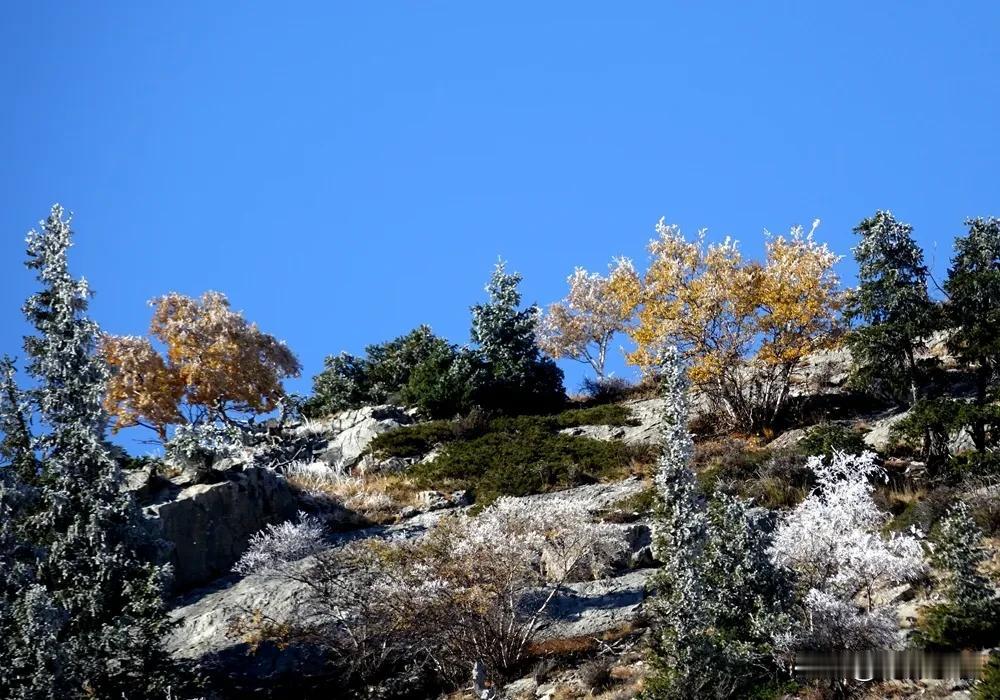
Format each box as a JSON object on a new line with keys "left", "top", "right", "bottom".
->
{"left": 145, "top": 466, "right": 297, "bottom": 590}
{"left": 167, "top": 479, "right": 656, "bottom": 686}
{"left": 303, "top": 405, "right": 415, "bottom": 471}
{"left": 558, "top": 397, "right": 667, "bottom": 445}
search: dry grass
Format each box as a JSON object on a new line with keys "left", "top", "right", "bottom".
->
{"left": 527, "top": 623, "right": 639, "bottom": 657}
{"left": 283, "top": 461, "right": 420, "bottom": 523}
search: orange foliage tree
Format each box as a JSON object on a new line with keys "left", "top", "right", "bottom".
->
{"left": 613, "top": 218, "right": 842, "bottom": 433}
{"left": 102, "top": 291, "right": 301, "bottom": 438}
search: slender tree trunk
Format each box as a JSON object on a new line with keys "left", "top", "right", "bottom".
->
{"left": 973, "top": 366, "right": 989, "bottom": 452}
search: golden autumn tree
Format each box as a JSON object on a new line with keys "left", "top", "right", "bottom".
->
{"left": 102, "top": 291, "right": 301, "bottom": 438}
{"left": 537, "top": 259, "right": 640, "bottom": 378}
{"left": 616, "top": 218, "right": 841, "bottom": 433}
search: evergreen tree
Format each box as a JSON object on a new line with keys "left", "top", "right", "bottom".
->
{"left": 847, "top": 210, "right": 938, "bottom": 404}
{"left": 0, "top": 356, "right": 37, "bottom": 483}
{"left": 945, "top": 217, "right": 1000, "bottom": 451}
{"left": 646, "top": 348, "right": 792, "bottom": 699}
{"left": 917, "top": 503, "right": 1000, "bottom": 649}
{"left": 18, "top": 205, "right": 175, "bottom": 698}
{"left": 0, "top": 357, "right": 63, "bottom": 698}
{"left": 470, "top": 261, "right": 565, "bottom": 414}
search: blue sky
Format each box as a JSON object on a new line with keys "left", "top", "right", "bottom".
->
{"left": 2, "top": 3, "right": 999, "bottom": 448}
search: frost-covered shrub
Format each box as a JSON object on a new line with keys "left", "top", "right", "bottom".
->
{"left": 229, "top": 490, "right": 625, "bottom": 688}
{"left": 233, "top": 512, "right": 326, "bottom": 576}
{"left": 770, "top": 451, "right": 927, "bottom": 650}
{"left": 165, "top": 422, "right": 245, "bottom": 474}
{"left": 916, "top": 503, "right": 1000, "bottom": 649}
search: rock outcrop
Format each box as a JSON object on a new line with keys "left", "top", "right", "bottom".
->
{"left": 145, "top": 467, "right": 297, "bottom": 590}
{"left": 298, "top": 405, "right": 415, "bottom": 471}
{"left": 167, "top": 478, "right": 655, "bottom": 685}
{"left": 559, "top": 398, "right": 667, "bottom": 445}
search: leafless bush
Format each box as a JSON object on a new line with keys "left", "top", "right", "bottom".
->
{"left": 231, "top": 496, "right": 627, "bottom": 689}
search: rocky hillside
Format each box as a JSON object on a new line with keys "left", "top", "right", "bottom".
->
{"left": 123, "top": 339, "right": 1000, "bottom": 700}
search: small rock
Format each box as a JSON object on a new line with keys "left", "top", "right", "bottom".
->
{"left": 535, "top": 683, "right": 555, "bottom": 699}
{"left": 418, "top": 490, "right": 454, "bottom": 511}
{"left": 501, "top": 676, "right": 537, "bottom": 700}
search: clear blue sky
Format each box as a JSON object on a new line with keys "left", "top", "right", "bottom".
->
{"left": 2, "top": 3, "right": 998, "bottom": 448}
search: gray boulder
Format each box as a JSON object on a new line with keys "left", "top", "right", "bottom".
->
{"left": 146, "top": 466, "right": 297, "bottom": 590}
{"left": 559, "top": 398, "right": 667, "bottom": 445}
{"left": 534, "top": 568, "right": 655, "bottom": 641}
{"left": 303, "top": 405, "right": 414, "bottom": 471}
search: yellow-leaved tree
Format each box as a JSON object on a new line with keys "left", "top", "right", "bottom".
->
{"left": 537, "top": 259, "right": 641, "bottom": 378}
{"left": 102, "top": 291, "right": 301, "bottom": 438}
{"left": 615, "top": 218, "right": 842, "bottom": 433}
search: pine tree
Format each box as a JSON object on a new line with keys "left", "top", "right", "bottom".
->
{"left": 19, "top": 205, "right": 175, "bottom": 698}
{"left": 646, "top": 346, "right": 712, "bottom": 697}
{"left": 945, "top": 217, "right": 1000, "bottom": 452}
{"left": 917, "top": 503, "right": 1000, "bottom": 649}
{"left": 470, "top": 261, "right": 564, "bottom": 413}
{"left": 0, "top": 356, "right": 37, "bottom": 483}
{"left": 0, "top": 356, "right": 62, "bottom": 698}
{"left": 646, "top": 347, "right": 792, "bottom": 699}
{"left": 847, "top": 210, "right": 938, "bottom": 405}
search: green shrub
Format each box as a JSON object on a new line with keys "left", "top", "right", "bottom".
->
{"left": 367, "top": 420, "right": 462, "bottom": 458}
{"left": 411, "top": 416, "right": 642, "bottom": 503}
{"left": 305, "top": 326, "right": 464, "bottom": 419}
{"left": 304, "top": 352, "right": 370, "bottom": 417}
{"left": 974, "top": 652, "right": 1000, "bottom": 700}
{"left": 552, "top": 403, "right": 637, "bottom": 429}
{"left": 399, "top": 346, "right": 479, "bottom": 419}
{"left": 800, "top": 422, "right": 869, "bottom": 458}
{"left": 916, "top": 600, "right": 1000, "bottom": 650}
{"left": 369, "top": 405, "right": 637, "bottom": 462}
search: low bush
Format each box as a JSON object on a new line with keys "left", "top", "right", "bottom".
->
{"left": 800, "top": 422, "right": 869, "bottom": 458}
{"left": 693, "top": 438, "right": 769, "bottom": 488}
{"left": 369, "top": 405, "right": 638, "bottom": 461}
{"left": 692, "top": 440, "right": 813, "bottom": 509}
{"left": 411, "top": 417, "right": 649, "bottom": 504}
{"left": 974, "top": 651, "right": 1000, "bottom": 700}
{"left": 367, "top": 420, "right": 462, "bottom": 458}
{"left": 553, "top": 403, "right": 637, "bottom": 429}
{"left": 916, "top": 600, "right": 1000, "bottom": 650}
{"left": 580, "top": 376, "right": 634, "bottom": 404}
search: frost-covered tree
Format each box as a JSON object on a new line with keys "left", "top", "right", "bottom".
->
{"left": 0, "top": 356, "right": 37, "bottom": 484}
{"left": 0, "top": 372, "right": 63, "bottom": 699}
{"left": 917, "top": 503, "right": 1000, "bottom": 649}
{"left": 648, "top": 347, "right": 707, "bottom": 662}
{"left": 945, "top": 217, "right": 1000, "bottom": 452}
{"left": 647, "top": 348, "right": 793, "bottom": 698}
{"left": 19, "top": 205, "right": 176, "bottom": 697}
{"left": 771, "top": 451, "right": 926, "bottom": 650}
{"left": 847, "top": 210, "right": 939, "bottom": 405}
{"left": 537, "top": 259, "right": 639, "bottom": 378}
{"left": 470, "top": 261, "right": 565, "bottom": 414}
